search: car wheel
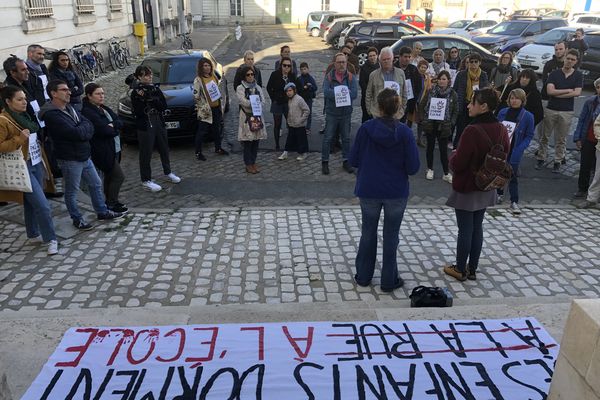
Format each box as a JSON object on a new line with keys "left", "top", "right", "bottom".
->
{"left": 357, "top": 51, "right": 368, "bottom": 67}
{"left": 311, "top": 28, "right": 319, "bottom": 37}
{"left": 331, "top": 36, "right": 340, "bottom": 49}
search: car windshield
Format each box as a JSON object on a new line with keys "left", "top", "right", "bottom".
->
{"left": 448, "top": 20, "right": 471, "bottom": 29}
{"left": 164, "top": 58, "right": 202, "bottom": 84}
{"left": 488, "top": 21, "right": 527, "bottom": 35}
{"left": 535, "top": 29, "right": 570, "bottom": 45}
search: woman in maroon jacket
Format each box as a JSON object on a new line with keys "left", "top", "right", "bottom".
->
{"left": 444, "top": 88, "right": 509, "bottom": 281}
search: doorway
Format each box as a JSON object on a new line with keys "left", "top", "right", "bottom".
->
{"left": 275, "top": 0, "right": 291, "bottom": 24}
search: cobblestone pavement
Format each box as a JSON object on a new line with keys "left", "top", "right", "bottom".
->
{"left": 0, "top": 206, "right": 598, "bottom": 312}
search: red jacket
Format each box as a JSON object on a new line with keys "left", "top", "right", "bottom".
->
{"left": 449, "top": 113, "right": 510, "bottom": 193}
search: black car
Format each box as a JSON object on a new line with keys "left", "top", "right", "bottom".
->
{"left": 117, "top": 50, "right": 229, "bottom": 142}
{"left": 580, "top": 30, "right": 600, "bottom": 85}
{"left": 390, "top": 34, "right": 515, "bottom": 75}
{"left": 340, "top": 19, "right": 426, "bottom": 66}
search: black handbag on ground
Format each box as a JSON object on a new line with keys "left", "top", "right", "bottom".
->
{"left": 409, "top": 286, "right": 453, "bottom": 308}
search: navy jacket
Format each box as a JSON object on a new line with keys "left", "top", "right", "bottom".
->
{"left": 49, "top": 68, "right": 84, "bottom": 105}
{"left": 296, "top": 73, "right": 317, "bottom": 103}
{"left": 573, "top": 95, "right": 600, "bottom": 143}
{"left": 453, "top": 69, "right": 489, "bottom": 111}
{"left": 81, "top": 101, "right": 122, "bottom": 172}
{"left": 25, "top": 61, "right": 49, "bottom": 107}
{"left": 322, "top": 68, "right": 358, "bottom": 117}
{"left": 497, "top": 107, "right": 535, "bottom": 165}
{"left": 39, "top": 102, "right": 94, "bottom": 161}
{"left": 349, "top": 118, "right": 420, "bottom": 199}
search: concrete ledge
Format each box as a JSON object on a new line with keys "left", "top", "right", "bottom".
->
{"left": 549, "top": 299, "right": 600, "bottom": 399}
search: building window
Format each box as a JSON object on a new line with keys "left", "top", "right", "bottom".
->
{"left": 109, "top": 0, "right": 123, "bottom": 12}
{"left": 24, "top": 0, "right": 54, "bottom": 18}
{"left": 75, "top": 0, "right": 95, "bottom": 14}
{"left": 230, "top": 0, "right": 242, "bottom": 16}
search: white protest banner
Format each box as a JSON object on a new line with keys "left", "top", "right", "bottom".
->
{"left": 205, "top": 80, "right": 221, "bottom": 102}
{"left": 383, "top": 80, "right": 400, "bottom": 95}
{"left": 29, "top": 100, "right": 45, "bottom": 128}
{"left": 249, "top": 95, "right": 262, "bottom": 116}
{"left": 334, "top": 85, "right": 351, "bottom": 107}
{"left": 405, "top": 79, "right": 414, "bottom": 100}
{"left": 428, "top": 98, "right": 448, "bottom": 121}
{"left": 23, "top": 318, "right": 558, "bottom": 399}
{"left": 28, "top": 132, "right": 42, "bottom": 166}
{"left": 502, "top": 120, "right": 517, "bottom": 142}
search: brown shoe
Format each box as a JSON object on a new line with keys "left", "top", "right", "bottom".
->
{"left": 252, "top": 164, "right": 260, "bottom": 173}
{"left": 245, "top": 165, "right": 254, "bottom": 174}
{"left": 443, "top": 264, "right": 467, "bottom": 281}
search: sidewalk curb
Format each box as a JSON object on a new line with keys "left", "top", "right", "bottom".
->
{"left": 210, "top": 32, "right": 232, "bottom": 53}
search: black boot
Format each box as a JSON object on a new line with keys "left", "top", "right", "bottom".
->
{"left": 342, "top": 160, "right": 354, "bottom": 174}
{"left": 322, "top": 161, "right": 330, "bottom": 175}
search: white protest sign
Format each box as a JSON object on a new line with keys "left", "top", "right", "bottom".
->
{"left": 428, "top": 98, "right": 448, "bottom": 121}
{"left": 472, "top": 84, "right": 480, "bottom": 91}
{"left": 449, "top": 69, "right": 458, "bottom": 83}
{"left": 502, "top": 120, "right": 517, "bottom": 142}
{"left": 205, "top": 80, "right": 221, "bottom": 102}
{"left": 334, "top": 85, "right": 351, "bottom": 107}
{"left": 29, "top": 100, "right": 45, "bottom": 128}
{"left": 383, "top": 80, "right": 401, "bottom": 95}
{"left": 28, "top": 132, "right": 42, "bottom": 166}
{"left": 249, "top": 94, "right": 262, "bottom": 116}
{"left": 23, "top": 318, "right": 558, "bottom": 399}
{"left": 39, "top": 74, "right": 50, "bottom": 100}
{"left": 405, "top": 79, "right": 414, "bottom": 100}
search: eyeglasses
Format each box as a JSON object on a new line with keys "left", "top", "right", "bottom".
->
{"left": 246, "top": 72, "right": 254, "bottom": 77}
{"left": 282, "top": 64, "right": 292, "bottom": 67}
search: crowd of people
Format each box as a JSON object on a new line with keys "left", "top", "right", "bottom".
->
{"left": 0, "top": 31, "right": 597, "bottom": 289}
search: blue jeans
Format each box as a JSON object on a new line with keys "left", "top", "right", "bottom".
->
{"left": 455, "top": 208, "right": 486, "bottom": 273}
{"left": 23, "top": 161, "right": 56, "bottom": 242}
{"left": 497, "top": 162, "right": 519, "bottom": 203}
{"left": 355, "top": 197, "right": 408, "bottom": 289}
{"left": 305, "top": 99, "right": 313, "bottom": 130}
{"left": 321, "top": 114, "right": 351, "bottom": 162}
{"left": 58, "top": 158, "right": 108, "bottom": 222}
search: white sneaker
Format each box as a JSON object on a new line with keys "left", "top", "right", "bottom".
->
{"left": 296, "top": 153, "right": 307, "bottom": 161}
{"left": 166, "top": 173, "right": 181, "bottom": 183}
{"left": 142, "top": 180, "right": 162, "bottom": 192}
{"left": 442, "top": 173, "right": 453, "bottom": 183}
{"left": 510, "top": 202, "right": 522, "bottom": 215}
{"left": 426, "top": 169, "right": 434, "bottom": 180}
{"left": 278, "top": 151, "right": 288, "bottom": 160}
{"left": 47, "top": 240, "right": 58, "bottom": 256}
{"left": 28, "top": 235, "right": 43, "bottom": 244}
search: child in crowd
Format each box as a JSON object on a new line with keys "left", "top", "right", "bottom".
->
{"left": 278, "top": 82, "right": 310, "bottom": 161}
{"left": 296, "top": 62, "right": 317, "bottom": 134}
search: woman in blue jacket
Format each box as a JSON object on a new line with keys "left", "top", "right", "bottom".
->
{"left": 496, "top": 88, "right": 535, "bottom": 215}
{"left": 349, "top": 88, "right": 420, "bottom": 292}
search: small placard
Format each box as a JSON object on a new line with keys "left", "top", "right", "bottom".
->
{"left": 383, "top": 80, "right": 401, "bottom": 95}
{"left": 428, "top": 98, "right": 448, "bottom": 121}
{"left": 39, "top": 74, "right": 50, "bottom": 100}
{"left": 29, "top": 100, "right": 45, "bottom": 128}
{"left": 249, "top": 95, "right": 262, "bottom": 116}
{"left": 502, "top": 120, "right": 516, "bottom": 142}
{"left": 334, "top": 85, "right": 351, "bottom": 107}
{"left": 28, "top": 132, "right": 42, "bottom": 166}
{"left": 205, "top": 80, "right": 221, "bottom": 102}
{"left": 405, "top": 79, "right": 414, "bottom": 100}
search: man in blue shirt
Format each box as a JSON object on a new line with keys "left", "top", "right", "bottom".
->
{"left": 536, "top": 49, "right": 583, "bottom": 173}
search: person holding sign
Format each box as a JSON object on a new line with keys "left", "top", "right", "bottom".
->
{"left": 395, "top": 46, "right": 420, "bottom": 127}
{"left": 444, "top": 88, "right": 509, "bottom": 282}
{"left": 418, "top": 70, "right": 458, "bottom": 183}
{"left": 278, "top": 82, "right": 310, "bottom": 161}
{"left": 25, "top": 45, "right": 50, "bottom": 107}
{"left": 267, "top": 56, "right": 297, "bottom": 151}
{"left": 452, "top": 52, "right": 489, "bottom": 149}
{"left": 194, "top": 58, "right": 228, "bottom": 160}
{"left": 0, "top": 86, "right": 58, "bottom": 255}
{"left": 496, "top": 88, "right": 535, "bottom": 215}
{"left": 365, "top": 47, "right": 407, "bottom": 121}
{"left": 349, "top": 88, "right": 420, "bottom": 292}
{"left": 236, "top": 65, "right": 266, "bottom": 174}
{"left": 489, "top": 51, "right": 518, "bottom": 99}
{"left": 498, "top": 69, "right": 543, "bottom": 127}
{"left": 321, "top": 53, "right": 358, "bottom": 175}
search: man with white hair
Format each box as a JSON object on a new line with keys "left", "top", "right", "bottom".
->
{"left": 365, "top": 47, "right": 407, "bottom": 120}
{"left": 233, "top": 50, "right": 263, "bottom": 90}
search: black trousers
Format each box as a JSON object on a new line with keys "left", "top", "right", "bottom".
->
{"left": 454, "top": 108, "right": 472, "bottom": 149}
{"left": 578, "top": 139, "right": 597, "bottom": 192}
{"left": 138, "top": 114, "right": 172, "bottom": 182}
{"left": 285, "top": 126, "right": 309, "bottom": 153}
{"left": 104, "top": 157, "right": 125, "bottom": 206}
{"left": 195, "top": 107, "right": 223, "bottom": 153}
{"left": 425, "top": 131, "right": 449, "bottom": 173}
{"left": 242, "top": 140, "right": 259, "bottom": 165}
{"left": 360, "top": 93, "right": 371, "bottom": 123}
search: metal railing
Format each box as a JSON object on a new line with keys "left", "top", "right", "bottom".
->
{"left": 75, "top": 0, "right": 95, "bottom": 14}
{"left": 24, "top": 0, "right": 54, "bottom": 18}
{"left": 109, "top": 0, "right": 123, "bottom": 12}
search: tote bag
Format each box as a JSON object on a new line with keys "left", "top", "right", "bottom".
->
{"left": 0, "top": 116, "right": 33, "bottom": 192}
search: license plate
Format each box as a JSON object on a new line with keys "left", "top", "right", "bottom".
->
{"left": 519, "top": 60, "right": 532, "bottom": 66}
{"left": 165, "top": 121, "right": 180, "bottom": 129}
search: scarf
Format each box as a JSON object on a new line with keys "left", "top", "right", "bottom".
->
{"left": 52, "top": 68, "right": 76, "bottom": 85}
{"left": 426, "top": 84, "right": 453, "bottom": 122}
{"left": 505, "top": 107, "right": 521, "bottom": 123}
{"left": 4, "top": 108, "right": 39, "bottom": 133}
{"left": 431, "top": 62, "right": 445, "bottom": 76}
{"left": 25, "top": 59, "right": 43, "bottom": 74}
{"left": 466, "top": 68, "right": 481, "bottom": 103}
{"left": 242, "top": 80, "right": 261, "bottom": 101}
{"left": 471, "top": 111, "right": 497, "bottom": 125}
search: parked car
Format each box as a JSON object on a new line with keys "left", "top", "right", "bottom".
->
{"left": 391, "top": 13, "right": 431, "bottom": 30}
{"left": 571, "top": 14, "right": 600, "bottom": 30}
{"left": 341, "top": 19, "right": 426, "bottom": 66}
{"left": 473, "top": 17, "right": 567, "bottom": 54}
{"left": 510, "top": 8, "right": 556, "bottom": 19}
{"left": 324, "top": 17, "right": 365, "bottom": 48}
{"left": 516, "top": 27, "right": 578, "bottom": 73}
{"left": 390, "top": 34, "right": 520, "bottom": 75}
{"left": 306, "top": 11, "right": 338, "bottom": 37}
{"left": 118, "top": 50, "right": 229, "bottom": 142}
{"left": 319, "top": 13, "right": 363, "bottom": 37}
{"left": 433, "top": 19, "right": 498, "bottom": 38}
{"left": 579, "top": 30, "right": 600, "bottom": 85}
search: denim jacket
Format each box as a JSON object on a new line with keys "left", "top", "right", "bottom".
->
{"left": 322, "top": 69, "right": 358, "bottom": 117}
{"left": 573, "top": 95, "right": 600, "bottom": 142}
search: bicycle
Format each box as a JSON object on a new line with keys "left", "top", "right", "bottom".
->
{"left": 178, "top": 32, "right": 193, "bottom": 50}
{"left": 67, "top": 47, "right": 94, "bottom": 83}
{"left": 105, "top": 37, "right": 130, "bottom": 70}
{"left": 87, "top": 41, "right": 106, "bottom": 74}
